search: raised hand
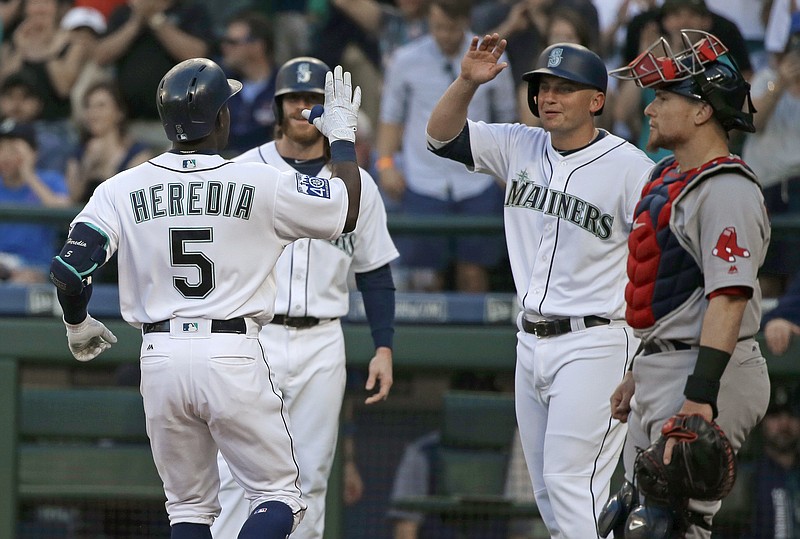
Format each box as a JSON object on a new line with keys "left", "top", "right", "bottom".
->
{"left": 460, "top": 33, "right": 509, "bottom": 85}
{"left": 302, "top": 65, "right": 362, "bottom": 143}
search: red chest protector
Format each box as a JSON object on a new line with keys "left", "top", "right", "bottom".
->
{"left": 625, "top": 156, "right": 756, "bottom": 329}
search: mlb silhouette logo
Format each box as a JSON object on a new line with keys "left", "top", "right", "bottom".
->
{"left": 183, "top": 159, "right": 196, "bottom": 169}
{"left": 182, "top": 323, "right": 199, "bottom": 332}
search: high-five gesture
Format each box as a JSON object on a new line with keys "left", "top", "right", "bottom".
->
{"left": 460, "top": 33, "right": 509, "bottom": 85}
{"left": 302, "top": 65, "right": 362, "bottom": 143}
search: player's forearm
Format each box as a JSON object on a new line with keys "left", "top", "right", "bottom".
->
{"left": 329, "top": 141, "right": 361, "bottom": 233}
{"left": 56, "top": 285, "right": 91, "bottom": 324}
{"left": 356, "top": 264, "right": 396, "bottom": 349}
{"left": 699, "top": 294, "right": 748, "bottom": 353}
{"left": 686, "top": 294, "right": 749, "bottom": 415}
{"left": 426, "top": 77, "right": 480, "bottom": 143}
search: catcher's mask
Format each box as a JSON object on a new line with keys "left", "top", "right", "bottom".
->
{"left": 273, "top": 56, "right": 329, "bottom": 126}
{"left": 522, "top": 42, "right": 607, "bottom": 118}
{"left": 598, "top": 480, "right": 638, "bottom": 538}
{"left": 157, "top": 58, "right": 242, "bottom": 143}
{"left": 609, "top": 29, "right": 755, "bottom": 132}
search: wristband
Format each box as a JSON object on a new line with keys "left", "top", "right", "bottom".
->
{"left": 684, "top": 345, "right": 731, "bottom": 418}
{"left": 330, "top": 140, "right": 356, "bottom": 163}
{"left": 376, "top": 156, "right": 395, "bottom": 172}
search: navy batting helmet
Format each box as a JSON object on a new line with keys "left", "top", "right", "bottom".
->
{"left": 157, "top": 58, "right": 242, "bottom": 143}
{"left": 273, "top": 56, "right": 329, "bottom": 125}
{"left": 522, "top": 43, "right": 608, "bottom": 117}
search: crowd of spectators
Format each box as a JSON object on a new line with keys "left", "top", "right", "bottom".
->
{"left": 0, "top": 0, "right": 796, "bottom": 295}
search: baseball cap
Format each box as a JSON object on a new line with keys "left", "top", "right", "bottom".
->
{"left": 767, "top": 383, "right": 800, "bottom": 416}
{"left": 661, "top": 0, "right": 710, "bottom": 16}
{"left": 0, "top": 120, "right": 38, "bottom": 150}
{"left": 0, "top": 71, "right": 41, "bottom": 98}
{"left": 60, "top": 6, "right": 107, "bottom": 35}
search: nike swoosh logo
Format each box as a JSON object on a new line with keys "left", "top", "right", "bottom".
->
{"left": 629, "top": 521, "right": 644, "bottom": 530}
{"left": 632, "top": 222, "right": 645, "bottom": 230}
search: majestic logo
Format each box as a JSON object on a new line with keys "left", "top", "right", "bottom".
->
{"left": 296, "top": 62, "right": 312, "bottom": 83}
{"left": 712, "top": 227, "right": 750, "bottom": 262}
{"left": 547, "top": 48, "right": 564, "bottom": 68}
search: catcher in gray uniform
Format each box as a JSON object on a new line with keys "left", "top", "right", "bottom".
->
{"left": 600, "top": 30, "right": 771, "bottom": 538}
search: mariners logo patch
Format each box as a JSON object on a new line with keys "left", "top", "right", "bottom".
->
{"left": 296, "top": 62, "right": 312, "bottom": 83}
{"left": 712, "top": 227, "right": 750, "bottom": 262}
{"left": 547, "top": 48, "right": 564, "bottom": 68}
{"left": 296, "top": 173, "right": 331, "bottom": 198}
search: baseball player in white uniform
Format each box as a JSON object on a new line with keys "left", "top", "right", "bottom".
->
{"left": 212, "top": 57, "right": 398, "bottom": 539}
{"left": 48, "top": 58, "right": 363, "bottom": 539}
{"left": 426, "top": 35, "right": 654, "bottom": 537}
{"left": 602, "top": 31, "right": 771, "bottom": 538}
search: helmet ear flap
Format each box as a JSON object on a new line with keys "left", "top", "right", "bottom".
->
{"left": 527, "top": 80, "right": 539, "bottom": 118}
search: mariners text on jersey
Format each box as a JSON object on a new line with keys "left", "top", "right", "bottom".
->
{"left": 129, "top": 181, "right": 255, "bottom": 223}
{"left": 505, "top": 173, "right": 614, "bottom": 239}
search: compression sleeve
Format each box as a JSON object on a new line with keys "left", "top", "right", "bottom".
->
{"left": 427, "top": 122, "right": 474, "bottom": 168}
{"left": 57, "top": 282, "right": 92, "bottom": 324}
{"left": 355, "top": 264, "right": 396, "bottom": 350}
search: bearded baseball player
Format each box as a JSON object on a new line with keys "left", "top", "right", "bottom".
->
{"left": 212, "top": 57, "right": 398, "bottom": 539}
{"left": 48, "top": 58, "right": 363, "bottom": 539}
{"left": 426, "top": 35, "right": 653, "bottom": 538}
{"left": 601, "top": 31, "right": 771, "bottom": 538}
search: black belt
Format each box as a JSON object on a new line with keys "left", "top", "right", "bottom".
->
{"left": 142, "top": 318, "right": 246, "bottom": 334}
{"left": 270, "top": 315, "right": 334, "bottom": 329}
{"left": 642, "top": 340, "right": 693, "bottom": 355}
{"left": 642, "top": 336, "right": 753, "bottom": 356}
{"left": 522, "top": 315, "right": 610, "bottom": 338}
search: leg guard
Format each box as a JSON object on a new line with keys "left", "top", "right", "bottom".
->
{"left": 598, "top": 481, "right": 638, "bottom": 538}
{"left": 238, "top": 501, "right": 293, "bottom": 539}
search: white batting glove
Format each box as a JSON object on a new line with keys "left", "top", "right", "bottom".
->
{"left": 301, "top": 65, "right": 361, "bottom": 143}
{"left": 64, "top": 315, "right": 117, "bottom": 362}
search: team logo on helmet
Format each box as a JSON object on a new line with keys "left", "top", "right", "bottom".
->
{"left": 296, "top": 62, "right": 312, "bottom": 84}
{"left": 547, "top": 48, "right": 564, "bottom": 68}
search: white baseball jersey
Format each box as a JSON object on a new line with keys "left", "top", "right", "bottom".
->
{"left": 449, "top": 120, "right": 653, "bottom": 538}
{"left": 213, "top": 142, "right": 398, "bottom": 539}
{"left": 72, "top": 152, "right": 349, "bottom": 327}
{"left": 234, "top": 142, "right": 399, "bottom": 317}
{"left": 466, "top": 120, "right": 653, "bottom": 320}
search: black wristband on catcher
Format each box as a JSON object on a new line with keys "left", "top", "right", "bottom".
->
{"left": 684, "top": 346, "right": 731, "bottom": 418}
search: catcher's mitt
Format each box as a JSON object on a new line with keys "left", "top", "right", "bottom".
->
{"left": 635, "top": 414, "right": 737, "bottom": 503}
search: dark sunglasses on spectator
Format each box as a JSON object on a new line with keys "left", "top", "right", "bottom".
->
{"left": 222, "top": 36, "right": 256, "bottom": 46}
